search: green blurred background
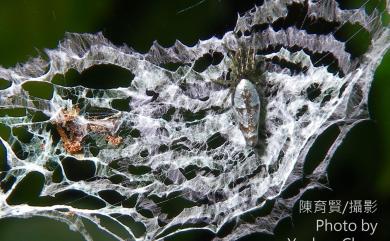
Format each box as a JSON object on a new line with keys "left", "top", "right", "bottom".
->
{"left": 0, "top": 0, "right": 256, "bottom": 67}
{"left": 0, "top": 0, "right": 389, "bottom": 240}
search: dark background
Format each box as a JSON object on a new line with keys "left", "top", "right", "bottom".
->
{"left": 0, "top": 0, "right": 389, "bottom": 240}
{"left": 0, "top": 0, "right": 261, "bottom": 67}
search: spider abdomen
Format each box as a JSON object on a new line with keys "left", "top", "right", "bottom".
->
{"left": 233, "top": 79, "right": 261, "bottom": 147}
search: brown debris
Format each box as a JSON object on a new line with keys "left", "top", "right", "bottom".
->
{"left": 106, "top": 135, "right": 123, "bottom": 146}
{"left": 55, "top": 124, "right": 83, "bottom": 154}
{"left": 87, "top": 123, "right": 109, "bottom": 133}
{"left": 53, "top": 106, "right": 121, "bottom": 154}
{"left": 61, "top": 106, "right": 80, "bottom": 122}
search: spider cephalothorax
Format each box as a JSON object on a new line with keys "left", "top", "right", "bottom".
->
{"left": 215, "top": 42, "right": 265, "bottom": 147}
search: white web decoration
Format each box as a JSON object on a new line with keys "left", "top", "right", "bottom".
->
{"left": 0, "top": 0, "right": 389, "bottom": 240}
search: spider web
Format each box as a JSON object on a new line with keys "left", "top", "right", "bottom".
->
{"left": 0, "top": 0, "right": 389, "bottom": 240}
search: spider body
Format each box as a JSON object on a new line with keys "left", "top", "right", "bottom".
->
{"left": 215, "top": 42, "right": 264, "bottom": 147}
{"left": 233, "top": 78, "right": 261, "bottom": 146}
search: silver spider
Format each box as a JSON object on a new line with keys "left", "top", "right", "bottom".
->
{"left": 214, "top": 43, "right": 265, "bottom": 147}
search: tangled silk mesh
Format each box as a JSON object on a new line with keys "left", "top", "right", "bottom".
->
{"left": 0, "top": 0, "right": 389, "bottom": 240}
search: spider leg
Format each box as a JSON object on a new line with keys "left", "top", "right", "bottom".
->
{"left": 239, "top": 48, "right": 245, "bottom": 75}
{"left": 211, "top": 76, "right": 232, "bottom": 88}
{"left": 246, "top": 47, "right": 251, "bottom": 72}
{"left": 250, "top": 47, "right": 256, "bottom": 71}
{"left": 220, "top": 86, "right": 234, "bottom": 107}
